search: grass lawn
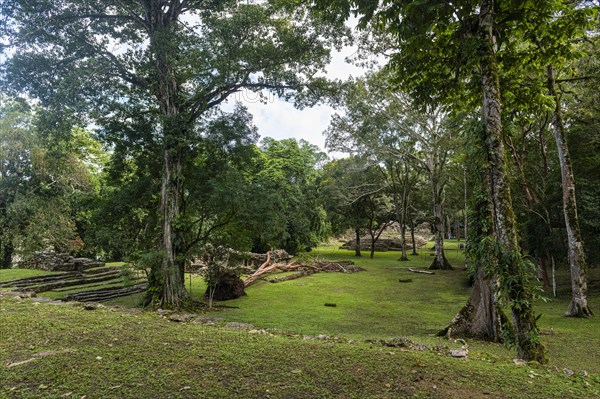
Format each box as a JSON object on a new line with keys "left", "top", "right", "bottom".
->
{"left": 1, "top": 296, "right": 598, "bottom": 399}
{"left": 106, "top": 240, "right": 600, "bottom": 374}
{"left": 2, "top": 242, "right": 599, "bottom": 398}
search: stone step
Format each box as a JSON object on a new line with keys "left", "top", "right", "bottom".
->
{"left": 19, "top": 271, "right": 122, "bottom": 293}
{"left": 0, "top": 272, "right": 81, "bottom": 288}
{"left": 63, "top": 283, "right": 147, "bottom": 302}
{"left": 9, "top": 269, "right": 118, "bottom": 288}
{"left": 82, "top": 266, "right": 123, "bottom": 275}
{"left": 80, "top": 261, "right": 106, "bottom": 270}
{"left": 49, "top": 277, "right": 145, "bottom": 293}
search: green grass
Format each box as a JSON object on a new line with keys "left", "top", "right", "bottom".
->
{"left": 214, "top": 250, "right": 466, "bottom": 340}
{"left": 3, "top": 242, "right": 599, "bottom": 398}
{"left": 107, "top": 240, "right": 600, "bottom": 374}
{"left": 1, "top": 296, "right": 598, "bottom": 399}
{"left": 0, "top": 269, "right": 56, "bottom": 283}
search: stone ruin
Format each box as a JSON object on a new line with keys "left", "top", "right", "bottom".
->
{"left": 337, "top": 222, "right": 432, "bottom": 253}
{"left": 18, "top": 252, "right": 105, "bottom": 272}
{"left": 340, "top": 236, "right": 428, "bottom": 252}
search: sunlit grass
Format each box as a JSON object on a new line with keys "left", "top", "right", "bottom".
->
{"left": 12, "top": 242, "right": 599, "bottom": 374}
{"left": 1, "top": 296, "right": 598, "bottom": 399}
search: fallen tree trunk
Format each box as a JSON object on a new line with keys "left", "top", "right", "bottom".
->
{"left": 407, "top": 268, "right": 435, "bottom": 275}
{"left": 243, "top": 258, "right": 363, "bottom": 287}
{"left": 267, "top": 270, "right": 315, "bottom": 283}
{"left": 242, "top": 252, "right": 274, "bottom": 287}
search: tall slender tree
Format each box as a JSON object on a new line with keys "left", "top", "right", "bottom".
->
{"left": 547, "top": 65, "right": 593, "bottom": 317}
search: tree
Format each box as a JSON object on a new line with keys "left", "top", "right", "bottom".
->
{"left": 308, "top": 0, "right": 600, "bottom": 361}
{"left": 488, "top": 0, "right": 596, "bottom": 317}
{"left": 564, "top": 37, "right": 600, "bottom": 267}
{"left": 494, "top": 3, "right": 596, "bottom": 317}
{"left": 547, "top": 65, "right": 593, "bottom": 318}
{"left": 257, "top": 138, "right": 330, "bottom": 255}
{"left": 383, "top": 159, "right": 413, "bottom": 261}
{"left": 321, "top": 157, "right": 372, "bottom": 257}
{"left": 325, "top": 71, "right": 457, "bottom": 269}
{"left": 0, "top": 98, "right": 34, "bottom": 268}
{"left": 0, "top": 97, "right": 100, "bottom": 266}
{"left": 440, "top": 118, "right": 506, "bottom": 342}
{"left": 3, "top": 1, "right": 345, "bottom": 308}
{"left": 363, "top": 186, "right": 394, "bottom": 259}
{"left": 321, "top": 156, "right": 393, "bottom": 258}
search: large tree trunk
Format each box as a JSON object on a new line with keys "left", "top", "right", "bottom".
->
{"left": 440, "top": 269, "right": 503, "bottom": 340}
{"left": 429, "top": 176, "right": 452, "bottom": 270}
{"left": 547, "top": 65, "right": 592, "bottom": 318}
{"left": 442, "top": 127, "right": 506, "bottom": 340}
{"left": 478, "top": 0, "right": 545, "bottom": 362}
{"left": 146, "top": 10, "right": 189, "bottom": 308}
{"left": 158, "top": 148, "right": 188, "bottom": 308}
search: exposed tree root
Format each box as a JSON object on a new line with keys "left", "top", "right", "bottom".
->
{"left": 565, "top": 300, "right": 593, "bottom": 318}
{"left": 428, "top": 255, "right": 453, "bottom": 270}
{"left": 438, "top": 271, "right": 505, "bottom": 341}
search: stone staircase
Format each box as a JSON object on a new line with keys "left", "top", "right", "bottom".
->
{"left": 0, "top": 265, "right": 147, "bottom": 302}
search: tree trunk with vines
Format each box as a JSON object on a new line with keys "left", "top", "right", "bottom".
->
{"left": 145, "top": 6, "right": 190, "bottom": 308}
{"left": 441, "top": 122, "right": 504, "bottom": 341}
{"left": 478, "top": 0, "right": 545, "bottom": 362}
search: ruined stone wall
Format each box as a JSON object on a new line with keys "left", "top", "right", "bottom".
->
{"left": 18, "top": 252, "right": 104, "bottom": 271}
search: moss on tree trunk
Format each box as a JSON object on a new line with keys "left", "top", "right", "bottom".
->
{"left": 478, "top": 0, "right": 545, "bottom": 362}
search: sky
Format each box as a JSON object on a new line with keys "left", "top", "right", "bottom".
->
{"left": 221, "top": 37, "right": 370, "bottom": 155}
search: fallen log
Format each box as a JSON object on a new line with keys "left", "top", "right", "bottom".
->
{"left": 244, "top": 259, "right": 363, "bottom": 287}
{"left": 267, "top": 270, "right": 315, "bottom": 283}
{"left": 242, "top": 252, "right": 273, "bottom": 287}
{"left": 407, "top": 268, "right": 435, "bottom": 275}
